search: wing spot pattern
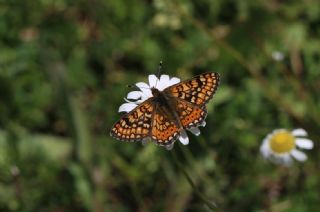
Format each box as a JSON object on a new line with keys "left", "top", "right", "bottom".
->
{"left": 110, "top": 101, "right": 154, "bottom": 142}
{"left": 151, "top": 113, "right": 180, "bottom": 145}
{"left": 168, "top": 72, "right": 220, "bottom": 106}
{"left": 175, "top": 101, "right": 208, "bottom": 129}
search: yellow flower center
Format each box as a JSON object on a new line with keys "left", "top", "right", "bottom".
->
{"left": 270, "top": 131, "right": 295, "bottom": 153}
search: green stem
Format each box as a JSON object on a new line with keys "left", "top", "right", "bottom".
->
{"left": 172, "top": 148, "right": 218, "bottom": 211}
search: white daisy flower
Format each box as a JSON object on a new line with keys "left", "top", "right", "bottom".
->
{"left": 118, "top": 74, "right": 206, "bottom": 150}
{"left": 260, "top": 128, "right": 314, "bottom": 166}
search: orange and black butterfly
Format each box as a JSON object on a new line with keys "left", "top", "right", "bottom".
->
{"left": 110, "top": 72, "right": 220, "bottom": 146}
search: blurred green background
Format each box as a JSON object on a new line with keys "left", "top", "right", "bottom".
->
{"left": 1, "top": 0, "right": 320, "bottom": 211}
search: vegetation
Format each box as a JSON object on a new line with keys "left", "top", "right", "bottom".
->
{"left": 0, "top": 0, "right": 319, "bottom": 211}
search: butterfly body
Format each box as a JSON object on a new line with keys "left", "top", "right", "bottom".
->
{"left": 151, "top": 87, "right": 183, "bottom": 130}
{"left": 110, "top": 72, "right": 220, "bottom": 146}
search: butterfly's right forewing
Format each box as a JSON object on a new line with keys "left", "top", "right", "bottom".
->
{"left": 167, "top": 72, "right": 220, "bottom": 106}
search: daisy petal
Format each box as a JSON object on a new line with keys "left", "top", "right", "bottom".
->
{"left": 159, "top": 74, "right": 170, "bottom": 84}
{"left": 169, "top": 77, "right": 180, "bottom": 85}
{"left": 292, "top": 128, "right": 308, "bottom": 137}
{"left": 178, "top": 130, "right": 189, "bottom": 145}
{"left": 136, "top": 82, "right": 149, "bottom": 89}
{"left": 291, "top": 149, "right": 307, "bottom": 161}
{"left": 296, "top": 138, "right": 314, "bottom": 149}
{"left": 124, "top": 98, "right": 131, "bottom": 103}
{"left": 148, "top": 75, "right": 158, "bottom": 88}
{"left": 127, "top": 91, "right": 143, "bottom": 100}
{"left": 118, "top": 103, "right": 137, "bottom": 112}
{"left": 260, "top": 139, "right": 270, "bottom": 158}
{"left": 188, "top": 127, "right": 200, "bottom": 136}
{"left": 165, "top": 143, "right": 174, "bottom": 150}
{"left": 136, "top": 82, "right": 152, "bottom": 97}
{"left": 281, "top": 155, "right": 293, "bottom": 166}
{"left": 157, "top": 75, "right": 170, "bottom": 91}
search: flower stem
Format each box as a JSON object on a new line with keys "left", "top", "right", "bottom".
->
{"left": 172, "top": 148, "right": 218, "bottom": 211}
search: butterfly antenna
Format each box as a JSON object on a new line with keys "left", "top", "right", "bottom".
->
{"left": 127, "top": 84, "right": 136, "bottom": 88}
{"left": 155, "top": 60, "right": 163, "bottom": 88}
{"left": 157, "top": 60, "right": 163, "bottom": 78}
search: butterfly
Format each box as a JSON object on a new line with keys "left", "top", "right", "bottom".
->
{"left": 110, "top": 72, "right": 220, "bottom": 146}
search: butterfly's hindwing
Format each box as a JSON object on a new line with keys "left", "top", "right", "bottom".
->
{"left": 150, "top": 106, "right": 180, "bottom": 145}
{"left": 175, "top": 99, "right": 207, "bottom": 129}
{"left": 167, "top": 72, "right": 220, "bottom": 106}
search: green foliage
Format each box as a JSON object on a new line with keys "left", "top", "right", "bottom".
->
{"left": 1, "top": 0, "right": 320, "bottom": 211}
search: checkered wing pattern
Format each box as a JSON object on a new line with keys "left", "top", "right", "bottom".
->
{"left": 175, "top": 99, "right": 207, "bottom": 129}
{"left": 167, "top": 72, "right": 220, "bottom": 106}
{"left": 110, "top": 99, "right": 154, "bottom": 142}
{"left": 150, "top": 109, "right": 180, "bottom": 145}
